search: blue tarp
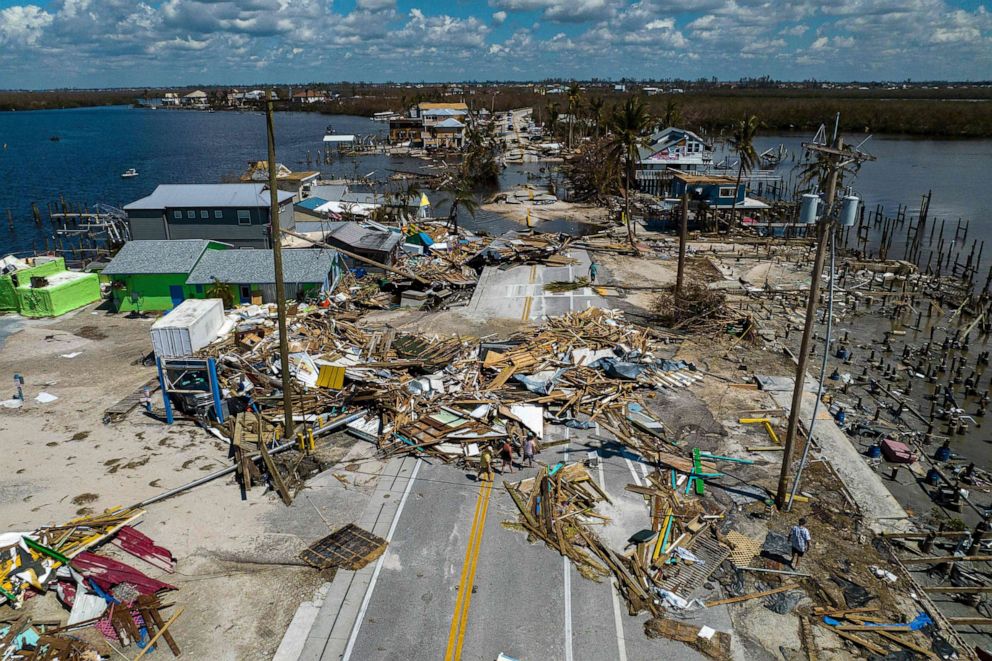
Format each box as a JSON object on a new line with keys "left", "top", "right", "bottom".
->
{"left": 513, "top": 368, "right": 569, "bottom": 395}
{"left": 588, "top": 357, "right": 646, "bottom": 380}
{"left": 823, "top": 612, "right": 932, "bottom": 631}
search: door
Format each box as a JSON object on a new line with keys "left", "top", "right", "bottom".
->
{"left": 169, "top": 285, "right": 185, "bottom": 308}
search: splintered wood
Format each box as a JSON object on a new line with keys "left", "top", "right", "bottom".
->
{"left": 300, "top": 524, "right": 388, "bottom": 571}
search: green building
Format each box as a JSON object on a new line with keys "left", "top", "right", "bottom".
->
{"left": 102, "top": 240, "right": 230, "bottom": 312}
{"left": 101, "top": 239, "right": 343, "bottom": 312}
{"left": 16, "top": 270, "right": 102, "bottom": 318}
{"left": 1, "top": 256, "right": 66, "bottom": 312}
{"left": 1, "top": 256, "right": 102, "bottom": 318}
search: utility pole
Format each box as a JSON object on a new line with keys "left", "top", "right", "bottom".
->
{"left": 266, "top": 93, "right": 294, "bottom": 437}
{"left": 775, "top": 132, "right": 874, "bottom": 508}
{"left": 676, "top": 188, "right": 689, "bottom": 299}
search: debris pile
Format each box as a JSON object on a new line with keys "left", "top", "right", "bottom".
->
{"left": 1, "top": 509, "right": 181, "bottom": 660}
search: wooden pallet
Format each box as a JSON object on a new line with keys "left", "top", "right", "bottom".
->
{"left": 300, "top": 524, "right": 387, "bottom": 571}
{"left": 102, "top": 377, "right": 159, "bottom": 423}
{"left": 656, "top": 534, "right": 730, "bottom": 597}
{"left": 725, "top": 531, "right": 763, "bottom": 567}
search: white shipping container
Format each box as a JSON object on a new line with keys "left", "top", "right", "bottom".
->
{"left": 150, "top": 298, "right": 225, "bottom": 358}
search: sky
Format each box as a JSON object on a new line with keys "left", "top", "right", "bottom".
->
{"left": 0, "top": 0, "right": 990, "bottom": 88}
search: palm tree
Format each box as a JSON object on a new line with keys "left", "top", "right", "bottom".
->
{"left": 445, "top": 177, "right": 479, "bottom": 237}
{"left": 729, "top": 115, "right": 759, "bottom": 229}
{"left": 660, "top": 99, "right": 682, "bottom": 129}
{"left": 566, "top": 83, "right": 583, "bottom": 149}
{"left": 588, "top": 97, "right": 605, "bottom": 138}
{"left": 545, "top": 102, "right": 561, "bottom": 141}
{"left": 607, "top": 97, "right": 652, "bottom": 253}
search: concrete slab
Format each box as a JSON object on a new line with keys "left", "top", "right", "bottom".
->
{"left": 467, "top": 249, "right": 602, "bottom": 322}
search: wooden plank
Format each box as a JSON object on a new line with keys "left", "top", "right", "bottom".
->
{"left": 705, "top": 583, "right": 798, "bottom": 608}
{"left": 487, "top": 365, "right": 517, "bottom": 390}
{"left": 259, "top": 442, "right": 292, "bottom": 506}
{"left": 872, "top": 630, "right": 938, "bottom": 659}
{"left": 947, "top": 617, "right": 992, "bottom": 625}
{"left": 923, "top": 585, "right": 992, "bottom": 593}
{"left": 817, "top": 624, "right": 891, "bottom": 656}
{"left": 132, "top": 607, "right": 184, "bottom": 660}
{"left": 902, "top": 555, "right": 992, "bottom": 563}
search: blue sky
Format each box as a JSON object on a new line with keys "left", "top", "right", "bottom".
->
{"left": 0, "top": 0, "right": 989, "bottom": 88}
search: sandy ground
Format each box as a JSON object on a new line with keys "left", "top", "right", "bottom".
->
{"left": 0, "top": 304, "right": 374, "bottom": 659}
{"left": 480, "top": 198, "right": 609, "bottom": 225}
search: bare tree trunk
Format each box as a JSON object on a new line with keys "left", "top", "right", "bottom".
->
{"left": 728, "top": 161, "right": 744, "bottom": 234}
{"left": 625, "top": 166, "right": 638, "bottom": 254}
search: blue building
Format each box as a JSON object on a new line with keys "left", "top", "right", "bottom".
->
{"left": 124, "top": 184, "right": 296, "bottom": 249}
{"left": 670, "top": 173, "right": 768, "bottom": 211}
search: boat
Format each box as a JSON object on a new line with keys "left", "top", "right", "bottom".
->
{"left": 49, "top": 135, "right": 60, "bottom": 142}
{"left": 325, "top": 124, "right": 335, "bottom": 135}
{"left": 121, "top": 168, "right": 139, "bottom": 179}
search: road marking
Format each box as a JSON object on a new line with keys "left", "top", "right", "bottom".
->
{"left": 562, "top": 442, "right": 574, "bottom": 661}
{"left": 596, "top": 447, "right": 628, "bottom": 661}
{"left": 521, "top": 295, "right": 533, "bottom": 321}
{"left": 444, "top": 477, "right": 493, "bottom": 661}
{"left": 341, "top": 458, "right": 422, "bottom": 661}
{"left": 529, "top": 264, "right": 537, "bottom": 283}
{"left": 624, "top": 456, "right": 643, "bottom": 487}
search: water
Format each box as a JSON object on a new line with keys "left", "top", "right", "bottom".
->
{"left": 0, "top": 106, "right": 561, "bottom": 251}
{"left": 715, "top": 134, "right": 992, "bottom": 268}
{"left": 1, "top": 106, "right": 990, "bottom": 257}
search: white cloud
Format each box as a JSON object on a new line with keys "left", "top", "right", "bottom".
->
{"left": 0, "top": 5, "right": 54, "bottom": 46}
{"left": 492, "top": 10, "right": 508, "bottom": 24}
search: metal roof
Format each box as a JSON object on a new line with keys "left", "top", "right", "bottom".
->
{"left": 186, "top": 248, "right": 338, "bottom": 285}
{"left": 423, "top": 108, "right": 467, "bottom": 117}
{"left": 327, "top": 224, "right": 402, "bottom": 253}
{"left": 308, "top": 185, "right": 348, "bottom": 201}
{"left": 102, "top": 240, "right": 226, "bottom": 275}
{"left": 295, "top": 196, "right": 330, "bottom": 211}
{"left": 434, "top": 118, "right": 465, "bottom": 128}
{"left": 123, "top": 184, "right": 294, "bottom": 211}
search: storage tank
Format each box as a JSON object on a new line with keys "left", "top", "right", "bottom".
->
{"left": 150, "top": 298, "right": 225, "bottom": 358}
{"left": 840, "top": 195, "right": 860, "bottom": 227}
{"left": 799, "top": 194, "right": 820, "bottom": 224}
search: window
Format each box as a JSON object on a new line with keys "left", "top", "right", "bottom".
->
{"left": 719, "top": 186, "right": 737, "bottom": 198}
{"left": 214, "top": 210, "right": 223, "bottom": 219}
{"left": 237, "top": 210, "right": 251, "bottom": 225}
{"left": 195, "top": 284, "right": 204, "bottom": 294}
{"left": 173, "top": 211, "right": 181, "bottom": 220}
{"left": 186, "top": 210, "right": 195, "bottom": 219}
{"left": 200, "top": 210, "right": 209, "bottom": 219}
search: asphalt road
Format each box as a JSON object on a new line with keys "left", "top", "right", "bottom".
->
{"left": 301, "top": 423, "right": 725, "bottom": 660}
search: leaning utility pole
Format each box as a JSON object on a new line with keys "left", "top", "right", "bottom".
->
{"left": 676, "top": 188, "right": 689, "bottom": 299}
{"left": 266, "top": 93, "right": 294, "bottom": 436}
{"left": 775, "top": 132, "right": 874, "bottom": 509}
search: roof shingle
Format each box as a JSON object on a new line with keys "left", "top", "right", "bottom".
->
{"left": 102, "top": 240, "right": 224, "bottom": 275}
{"left": 186, "top": 248, "right": 338, "bottom": 285}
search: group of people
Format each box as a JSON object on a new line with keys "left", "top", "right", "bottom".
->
{"left": 476, "top": 437, "right": 538, "bottom": 481}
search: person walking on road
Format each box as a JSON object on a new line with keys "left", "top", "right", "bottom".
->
{"left": 588, "top": 261, "right": 600, "bottom": 283}
{"left": 478, "top": 445, "right": 494, "bottom": 482}
{"left": 499, "top": 440, "right": 516, "bottom": 474}
{"left": 789, "top": 518, "right": 812, "bottom": 569}
{"left": 522, "top": 437, "right": 536, "bottom": 468}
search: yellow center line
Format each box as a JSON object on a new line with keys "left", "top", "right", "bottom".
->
{"left": 453, "top": 479, "right": 492, "bottom": 658}
{"left": 529, "top": 264, "right": 537, "bottom": 283}
{"left": 521, "top": 296, "right": 533, "bottom": 321}
{"left": 444, "top": 478, "right": 492, "bottom": 661}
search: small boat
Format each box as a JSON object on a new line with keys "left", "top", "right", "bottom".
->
{"left": 49, "top": 135, "right": 60, "bottom": 142}
{"left": 121, "top": 168, "right": 139, "bottom": 179}
{"left": 325, "top": 124, "right": 335, "bottom": 135}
